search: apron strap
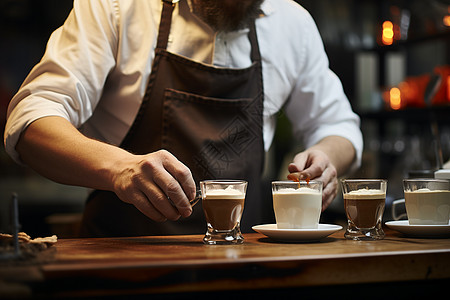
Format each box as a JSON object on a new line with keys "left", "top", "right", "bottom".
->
{"left": 156, "top": 0, "right": 176, "bottom": 50}
{"left": 248, "top": 19, "right": 261, "bottom": 63}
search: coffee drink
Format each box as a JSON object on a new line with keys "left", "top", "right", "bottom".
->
{"left": 344, "top": 189, "right": 385, "bottom": 229}
{"left": 404, "top": 189, "right": 450, "bottom": 225}
{"left": 202, "top": 188, "right": 245, "bottom": 231}
{"left": 201, "top": 180, "right": 247, "bottom": 245}
{"left": 341, "top": 179, "right": 387, "bottom": 240}
{"left": 273, "top": 187, "right": 321, "bottom": 229}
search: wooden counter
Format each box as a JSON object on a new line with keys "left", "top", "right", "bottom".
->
{"left": 2, "top": 229, "right": 450, "bottom": 298}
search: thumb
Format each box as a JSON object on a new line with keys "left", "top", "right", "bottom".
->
{"left": 288, "top": 163, "right": 300, "bottom": 173}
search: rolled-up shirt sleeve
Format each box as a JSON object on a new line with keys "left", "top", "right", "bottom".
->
{"left": 4, "top": 0, "right": 118, "bottom": 163}
{"left": 284, "top": 11, "right": 363, "bottom": 172}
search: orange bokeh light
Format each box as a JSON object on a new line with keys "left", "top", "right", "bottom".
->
{"left": 389, "top": 87, "right": 402, "bottom": 110}
{"left": 444, "top": 15, "right": 450, "bottom": 27}
{"left": 382, "top": 21, "right": 394, "bottom": 45}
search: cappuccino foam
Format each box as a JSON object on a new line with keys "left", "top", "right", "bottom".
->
{"left": 274, "top": 187, "right": 321, "bottom": 195}
{"left": 344, "top": 188, "right": 385, "bottom": 199}
{"left": 204, "top": 186, "right": 244, "bottom": 199}
{"left": 407, "top": 188, "right": 447, "bottom": 193}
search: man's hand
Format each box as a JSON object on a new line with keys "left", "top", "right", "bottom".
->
{"left": 287, "top": 136, "right": 356, "bottom": 211}
{"left": 288, "top": 149, "right": 338, "bottom": 211}
{"left": 113, "top": 150, "right": 196, "bottom": 222}
{"left": 16, "top": 116, "right": 196, "bottom": 223}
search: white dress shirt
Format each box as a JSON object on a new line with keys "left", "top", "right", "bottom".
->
{"left": 5, "top": 0, "right": 363, "bottom": 170}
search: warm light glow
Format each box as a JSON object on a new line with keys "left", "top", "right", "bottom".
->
{"left": 382, "top": 21, "right": 394, "bottom": 45}
{"left": 390, "top": 87, "right": 402, "bottom": 110}
{"left": 398, "top": 81, "right": 411, "bottom": 101}
{"left": 444, "top": 15, "right": 450, "bottom": 27}
{"left": 447, "top": 75, "right": 450, "bottom": 101}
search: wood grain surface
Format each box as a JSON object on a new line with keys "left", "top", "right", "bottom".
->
{"left": 29, "top": 230, "right": 450, "bottom": 298}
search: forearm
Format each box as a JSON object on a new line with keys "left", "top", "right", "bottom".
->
{"left": 16, "top": 116, "right": 130, "bottom": 191}
{"left": 16, "top": 116, "right": 195, "bottom": 221}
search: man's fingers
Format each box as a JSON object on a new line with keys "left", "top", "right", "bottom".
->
{"left": 287, "top": 171, "right": 311, "bottom": 182}
{"left": 131, "top": 190, "right": 168, "bottom": 222}
{"left": 113, "top": 150, "right": 196, "bottom": 223}
{"left": 321, "top": 177, "right": 338, "bottom": 211}
{"left": 137, "top": 177, "right": 182, "bottom": 221}
{"left": 153, "top": 151, "right": 194, "bottom": 218}
{"left": 162, "top": 156, "right": 196, "bottom": 203}
{"left": 289, "top": 153, "right": 307, "bottom": 172}
{"left": 288, "top": 149, "right": 339, "bottom": 212}
{"left": 288, "top": 163, "right": 300, "bottom": 173}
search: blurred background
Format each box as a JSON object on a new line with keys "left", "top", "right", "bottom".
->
{"left": 1, "top": 0, "right": 449, "bottom": 237}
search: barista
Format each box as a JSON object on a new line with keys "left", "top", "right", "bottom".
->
{"left": 4, "top": 0, "right": 362, "bottom": 237}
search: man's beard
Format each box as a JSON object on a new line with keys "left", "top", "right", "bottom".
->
{"left": 192, "top": 0, "right": 263, "bottom": 32}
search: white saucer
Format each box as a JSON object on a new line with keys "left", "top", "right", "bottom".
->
{"left": 252, "top": 224, "right": 343, "bottom": 242}
{"left": 385, "top": 220, "right": 450, "bottom": 238}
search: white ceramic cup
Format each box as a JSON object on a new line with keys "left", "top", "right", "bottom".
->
{"left": 272, "top": 181, "right": 322, "bottom": 229}
{"left": 403, "top": 179, "right": 450, "bottom": 225}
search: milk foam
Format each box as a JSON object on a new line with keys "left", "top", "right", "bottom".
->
{"left": 204, "top": 186, "right": 244, "bottom": 199}
{"left": 345, "top": 188, "right": 385, "bottom": 199}
{"left": 408, "top": 188, "right": 448, "bottom": 193}
{"left": 274, "top": 187, "right": 320, "bottom": 194}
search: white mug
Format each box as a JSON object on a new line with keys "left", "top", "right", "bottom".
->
{"left": 395, "top": 179, "right": 450, "bottom": 225}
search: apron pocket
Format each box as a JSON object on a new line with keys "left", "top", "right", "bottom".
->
{"left": 162, "top": 88, "right": 262, "bottom": 180}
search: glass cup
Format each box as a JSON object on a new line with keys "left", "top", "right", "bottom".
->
{"left": 201, "top": 180, "right": 247, "bottom": 245}
{"left": 272, "top": 181, "right": 323, "bottom": 229}
{"left": 403, "top": 179, "right": 450, "bottom": 225}
{"left": 341, "top": 179, "right": 387, "bottom": 240}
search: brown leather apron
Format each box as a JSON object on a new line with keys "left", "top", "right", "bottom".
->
{"left": 80, "top": 0, "right": 265, "bottom": 237}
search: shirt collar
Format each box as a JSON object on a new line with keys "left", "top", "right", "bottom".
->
{"left": 260, "top": 0, "right": 275, "bottom": 16}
